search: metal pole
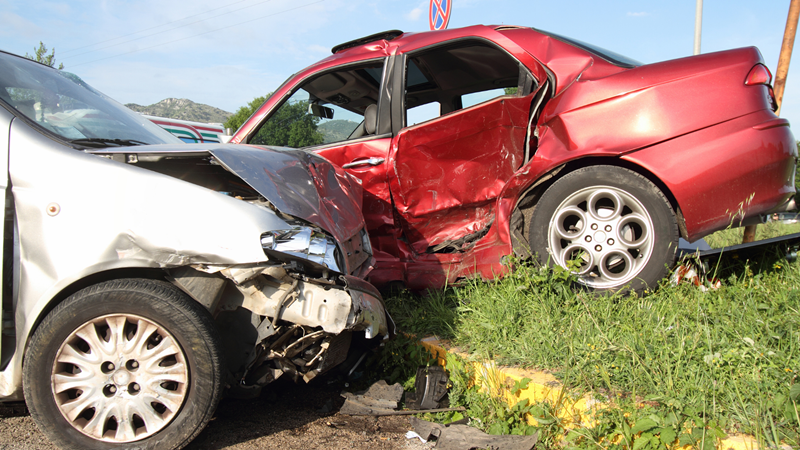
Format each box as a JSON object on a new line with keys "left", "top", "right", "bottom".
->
{"left": 742, "top": 0, "right": 800, "bottom": 244}
{"left": 694, "top": 0, "right": 703, "bottom": 55}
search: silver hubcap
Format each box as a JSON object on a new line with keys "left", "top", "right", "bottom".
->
{"left": 548, "top": 186, "right": 655, "bottom": 289}
{"left": 51, "top": 314, "right": 189, "bottom": 442}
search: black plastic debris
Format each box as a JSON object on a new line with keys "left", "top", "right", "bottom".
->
{"left": 406, "top": 366, "right": 449, "bottom": 410}
{"left": 340, "top": 378, "right": 465, "bottom": 416}
{"left": 409, "top": 417, "right": 538, "bottom": 450}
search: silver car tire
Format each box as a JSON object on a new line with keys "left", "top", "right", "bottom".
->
{"left": 529, "top": 166, "right": 679, "bottom": 293}
{"left": 23, "top": 279, "right": 224, "bottom": 450}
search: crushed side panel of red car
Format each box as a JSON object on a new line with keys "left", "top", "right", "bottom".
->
{"left": 314, "top": 138, "right": 407, "bottom": 279}
{"left": 389, "top": 95, "right": 532, "bottom": 255}
{"left": 315, "top": 139, "right": 395, "bottom": 236}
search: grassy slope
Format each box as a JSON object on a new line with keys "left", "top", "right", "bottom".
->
{"left": 383, "top": 231, "right": 800, "bottom": 448}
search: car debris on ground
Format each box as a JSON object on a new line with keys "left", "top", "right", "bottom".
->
{"left": 339, "top": 370, "right": 536, "bottom": 450}
{"left": 407, "top": 417, "right": 538, "bottom": 450}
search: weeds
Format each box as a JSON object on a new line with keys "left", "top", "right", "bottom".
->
{"left": 382, "top": 240, "right": 800, "bottom": 448}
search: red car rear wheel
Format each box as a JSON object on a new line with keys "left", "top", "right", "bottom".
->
{"left": 529, "top": 166, "right": 679, "bottom": 293}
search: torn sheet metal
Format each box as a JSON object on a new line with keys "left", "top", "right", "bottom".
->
{"left": 409, "top": 417, "right": 538, "bottom": 450}
{"left": 340, "top": 380, "right": 404, "bottom": 415}
{"left": 90, "top": 144, "right": 370, "bottom": 274}
{"left": 209, "top": 145, "right": 365, "bottom": 246}
{"left": 391, "top": 95, "right": 532, "bottom": 254}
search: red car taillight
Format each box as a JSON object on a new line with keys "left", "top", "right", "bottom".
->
{"left": 745, "top": 64, "right": 778, "bottom": 111}
{"left": 745, "top": 64, "right": 772, "bottom": 85}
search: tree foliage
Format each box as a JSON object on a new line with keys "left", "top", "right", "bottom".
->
{"left": 25, "top": 42, "right": 64, "bottom": 69}
{"left": 225, "top": 93, "right": 324, "bottom": 148}
{"left": 224, "top": 95, "right": 268, "bottom": 132}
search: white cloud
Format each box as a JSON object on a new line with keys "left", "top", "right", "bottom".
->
{"left": 627, "top": 12, "right": 649, "bottom": 17}
{"left": 307, "top": 44, "right": 330, "bottom": 56}
{"left": 0, "top": 12, "right": 43, "bottom": 39}
{"left": 406, "top": 7, "right": 423, "bottom": 21}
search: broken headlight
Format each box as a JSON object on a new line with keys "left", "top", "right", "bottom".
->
{"left": 261, "top": 227, "right": 342, "bottom": 272}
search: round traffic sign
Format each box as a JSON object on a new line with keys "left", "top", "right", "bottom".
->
{"left": 429, "top": 0, "right": 452, "bottom": 31}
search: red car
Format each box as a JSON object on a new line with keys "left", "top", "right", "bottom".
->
{"left": 232, "top": 25, "right": 797, "bottom": 293}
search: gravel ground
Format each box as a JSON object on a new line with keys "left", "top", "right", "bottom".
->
{"left": 0, "top": 379, "right": 435, "bottom": 450}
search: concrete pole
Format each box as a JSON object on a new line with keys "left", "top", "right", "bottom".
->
{"left": 694, "top": 0, "right": 703, "bottom": 55}
{"left": 742, "top": 0, "right": 800, "bottom": 244}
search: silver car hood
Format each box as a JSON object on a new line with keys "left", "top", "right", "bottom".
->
{"left": 88, "top": 144, "right": 367, "bottom": 245}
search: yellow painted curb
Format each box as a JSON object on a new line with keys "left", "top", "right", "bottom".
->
{"left": 418, "top": 336, "right": 761, "bottom": 450}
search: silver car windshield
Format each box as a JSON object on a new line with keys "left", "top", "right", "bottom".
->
{"left": 0, "top": 51, "right": 181, "bottom": 148}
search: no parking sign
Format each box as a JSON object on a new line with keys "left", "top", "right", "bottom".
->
{"left": 429, "top": 0, "right": 452, "bottom": 30}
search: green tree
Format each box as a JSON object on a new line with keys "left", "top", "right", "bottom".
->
{"left": 226, "top": 93, "right": 324, "bottom": 148}
{"left": 224, "top": 95, "right": 268, "bottom": 132}
{"left": 25, "top": 42, "right": 64, "bottom": 69}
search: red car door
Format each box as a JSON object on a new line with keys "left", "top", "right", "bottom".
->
{"left": 314, "top": 138, "right": 402, "bottom": 261}
{"left": 388, "top": 94, "right": 533, "bottom": 255}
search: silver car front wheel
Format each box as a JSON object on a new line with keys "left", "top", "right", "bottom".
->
{"left": 52, "top": 313, "right": 189, "bottom": 442}
{"left": 24, "top": 279, "right": 224, "bottom": 450}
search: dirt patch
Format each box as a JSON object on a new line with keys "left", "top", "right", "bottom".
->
{"left": 188, "top": 378, "right": 429, "bottom": 450}
{"left": 0, "top": 378, "right": 432, "bottom": 450}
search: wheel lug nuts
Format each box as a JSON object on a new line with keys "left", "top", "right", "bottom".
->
{"left": 591, "top": 224, "right": 598, "bottom": 230}
{"left": 595, "top": 245, "right": 602, "bottom": 252}
{"left": 585, "top": 236, "right": 592, "bottom": 242}
{"left": 103, "top": 384, "right": 117, "bottom": 397}
{"left": 605, "top": 225, "right": 612, "bottom": 232}
{"left": 608, "top": 239, "right": 614, "bottom": 245}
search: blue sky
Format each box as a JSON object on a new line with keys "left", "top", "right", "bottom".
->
{"left": 1, "top": 0, "right": 798, "bottom": 127}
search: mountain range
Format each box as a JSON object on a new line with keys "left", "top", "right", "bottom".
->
{"left": 125, "top": 98, "right": 232, "bottom": 124}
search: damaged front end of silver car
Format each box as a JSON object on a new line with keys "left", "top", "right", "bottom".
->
{"left": 120, "top": 145, "right": 392, "bottom": 395}
{"left": 171, "top": 260, "right": 388, "bottom": 394}
{"left": 3, "top": 124, "right": 390, "bottom": 400}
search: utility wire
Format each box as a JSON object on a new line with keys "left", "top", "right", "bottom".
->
{"left": 62, "top": 0, "right": 277, "bottom": 59}
{"left": 60, "top": 0, "right": 252, "bottom": 56}
{"left": 68, "top": 0, "right": 325, "bottom": 68}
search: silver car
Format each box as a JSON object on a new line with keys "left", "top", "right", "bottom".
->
{"left": 0, "top": 50, "right": 389, "bottom": 449}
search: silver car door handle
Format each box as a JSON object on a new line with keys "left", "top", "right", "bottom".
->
{"left": 342, "top": 157, "right": 385, "bottom": 169}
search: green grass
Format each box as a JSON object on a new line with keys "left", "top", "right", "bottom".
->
{"left": 704, "top": 221, "right": 800, "bottom": 249}
{"left": 381, "top": 253, "right": 800, "bottom": 449}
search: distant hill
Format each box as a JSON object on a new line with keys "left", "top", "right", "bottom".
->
{"left": 319, "top": 119, "right": 360, "bottom": 143}
{"left": 125, "top": 98, "right": 232, "bottom": 123}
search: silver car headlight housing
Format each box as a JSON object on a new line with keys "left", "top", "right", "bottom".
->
{"left": 261, "top": 226, "right": 342, "bottom": 273}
